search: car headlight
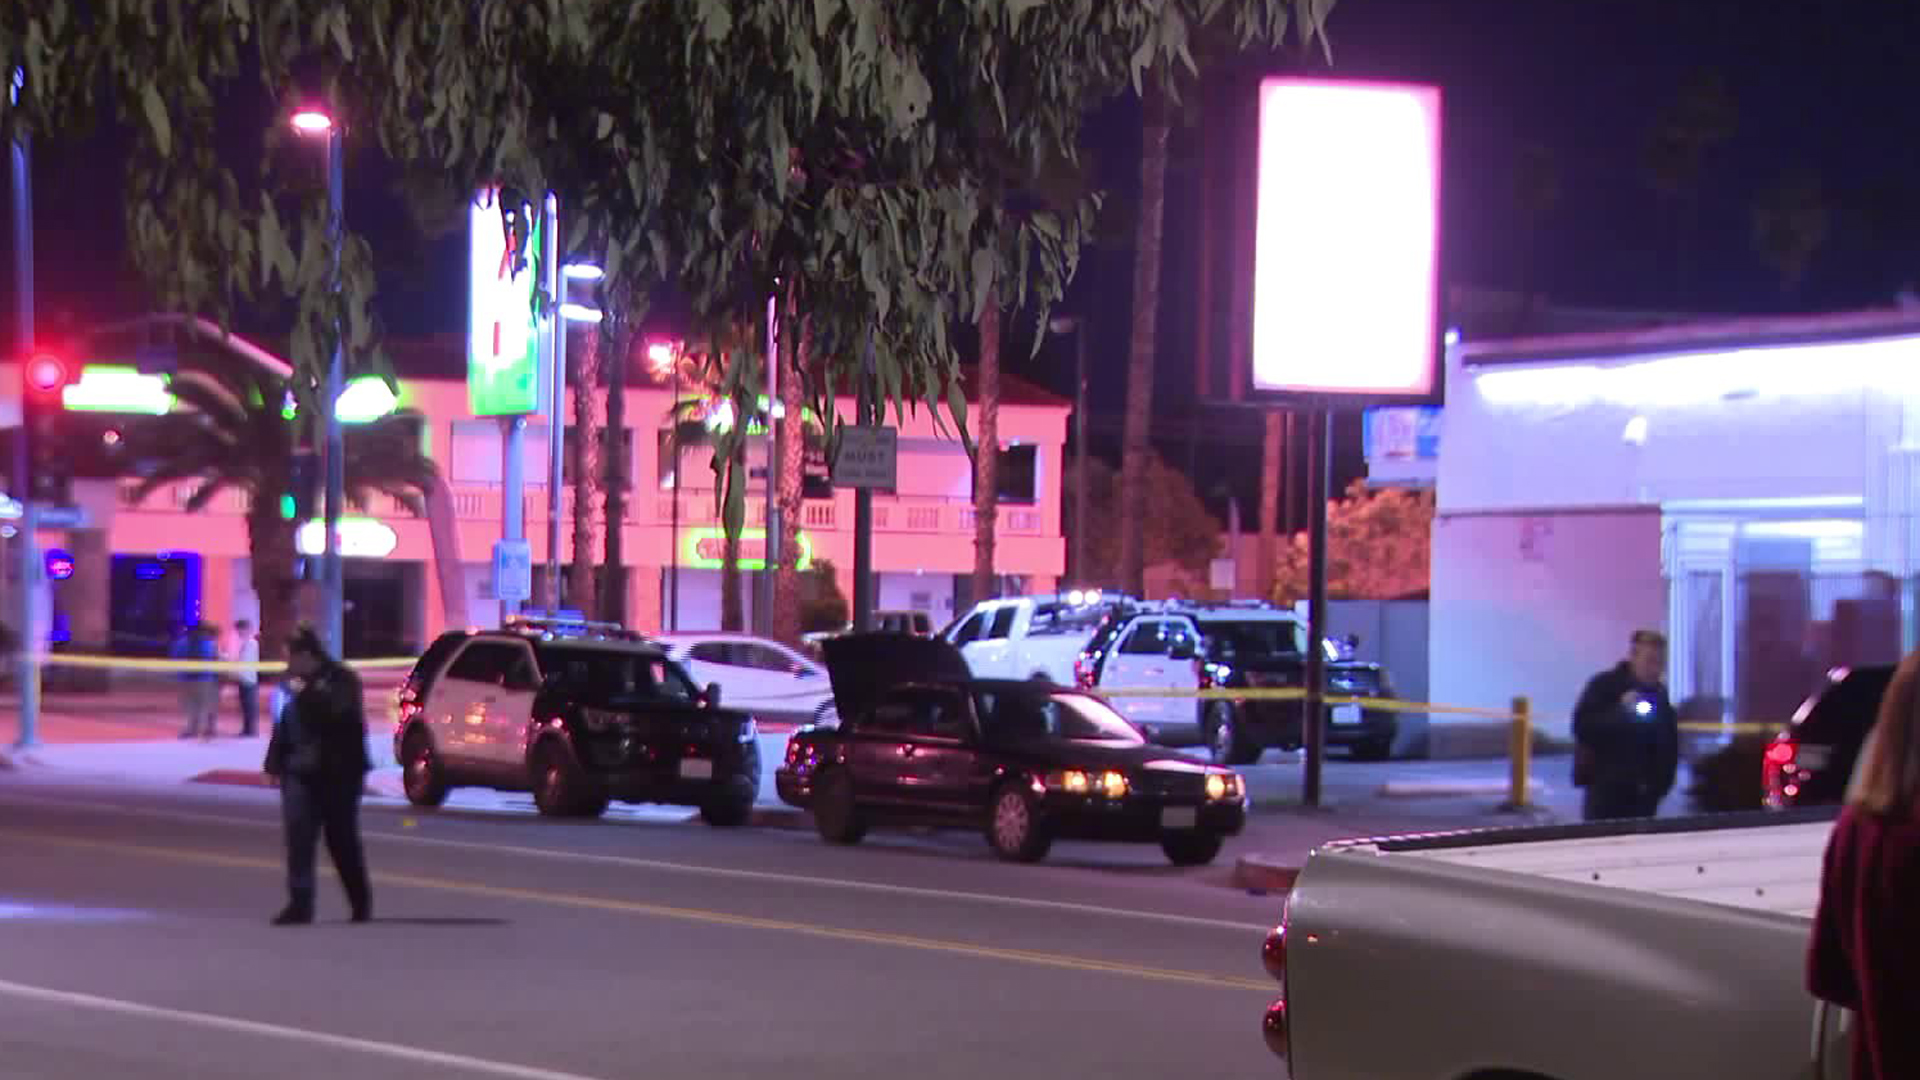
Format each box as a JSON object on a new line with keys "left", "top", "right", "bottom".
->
{"left": 582, "top": 708, "right": 628, "bottom": 732}
{"left": 1046, "top": 769, "right": 1128, "bottom": 797}
{"left": 1205, "top": 771, "right": 1244, "bottom": 801}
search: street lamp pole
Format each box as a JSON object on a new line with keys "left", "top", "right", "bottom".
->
{"left": 544, "top": 196, "right": 564, "bottom": 617}
{"left": 1050, "top": 316, "right": 1089, "bottom": 587}
{"left": 11, "top": 68, "right": 42, "bottom": 750}
{"left": 321, "top": 123, "right": 345, "bottom": 657}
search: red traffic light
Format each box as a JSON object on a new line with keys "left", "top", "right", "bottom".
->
{"left": 25, "top": 353, "right": 68, "bottom": 395}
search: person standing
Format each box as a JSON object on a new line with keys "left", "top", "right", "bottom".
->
{"left": 1808, "top": 648, "right": 1920, "bottom": 1079}
{"left": 262, "top": 626, "right": 373, "bottom": 925}
{"left": 1571, "top": 629, "right": 1679, "bottom": 821}
{"left": 173, "top": 622, "right": 221, "bottom": 740}
{"left": 227, "top": 619, "right": 261, "bottom": 737}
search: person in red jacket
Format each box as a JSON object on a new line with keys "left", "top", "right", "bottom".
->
{"left": 1808, "top": 648, "right": 1920, "bottom": 1079}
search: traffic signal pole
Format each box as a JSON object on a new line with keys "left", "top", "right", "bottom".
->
{"left": 12, "top": 121, "right": 40, "bottom": 750}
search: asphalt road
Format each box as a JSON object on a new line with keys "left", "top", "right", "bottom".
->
{"left": 0, "top": 773, "right": 1288, "bottom": 1080}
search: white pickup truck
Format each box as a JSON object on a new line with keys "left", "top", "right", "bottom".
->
{"left": 942, "top": 593, "right": 1127, "bottom": 685}
{"left": 1260, "top": 809, "right": 1849, "bottom": 1079}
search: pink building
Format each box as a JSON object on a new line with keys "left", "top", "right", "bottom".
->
{"left": 34, "top": 334, "right": 1068, "bottom": 657}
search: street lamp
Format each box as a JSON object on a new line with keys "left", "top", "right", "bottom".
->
{"left": 291, "top": 105, "right": 345, "bottom": 657}
{"left": 1049, "top": 315, "right": 1089, "bottom": 589}
{"left": 545, "top": 256, "right": 606, "bottom": 617}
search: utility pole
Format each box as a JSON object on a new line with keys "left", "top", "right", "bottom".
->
{"left": 852, "top": 328, "right": 875, "bottom": 631}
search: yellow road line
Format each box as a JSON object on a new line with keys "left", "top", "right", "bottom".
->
{"left": 2, "top": 829, "right": 1271, "bottom": 993}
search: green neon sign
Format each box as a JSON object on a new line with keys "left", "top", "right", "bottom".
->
{"left": 681, "top": 527, "right": 813, "bottom": 572}
{"left": 467, "top": 190, "right": 544, "bottom": 416}
{"left": 61, "top": 366, "right": 174, "bottom": 415}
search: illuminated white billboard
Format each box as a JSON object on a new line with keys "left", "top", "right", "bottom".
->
{"left": 468, "top": 187, "right": 544, "bottom": 416}
{"left": 1249, "top": 78, "right": 1442, "bottom": 399}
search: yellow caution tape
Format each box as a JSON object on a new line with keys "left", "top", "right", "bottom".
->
{"left": 1096, "top": 686, "right": 1519, "bottom": 721}
{"left": 32, "top": 653, "right": 419, "bottom": 675}
{"left": 1677, "top": 721, "right": 1783, "bottom": 736}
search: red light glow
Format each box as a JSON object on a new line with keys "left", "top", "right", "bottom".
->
{"left": 1250, "top": 78, "right": 1441, "bottom": 398}
{"left": 1765, "top": 740, "right": 1796, "bottom": 766}
{"left": 26, "top": 354, "right": 66, "bottom": 393}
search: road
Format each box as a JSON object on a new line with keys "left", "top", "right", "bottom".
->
{"left": 0, "top": 773, "right": 1288, "bottom": 1079}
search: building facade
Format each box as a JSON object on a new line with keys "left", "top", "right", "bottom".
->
{"left": 26, "top": 336, "right": 1068, "bottom": 658}
{"left": 1429, "top": 308, "right": 1920, "bottom": 748}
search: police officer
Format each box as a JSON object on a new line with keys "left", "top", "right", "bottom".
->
{"left": 263, "top": 626, "right": 373, "bottom": 925}
{"left": 1572, "top": 629, "right": 1680, "bottom": 821}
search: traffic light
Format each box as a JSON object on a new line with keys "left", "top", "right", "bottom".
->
{"left": 23, "top": 351, "right": 75, "bottom": 506}
{"left": 285, "top": 449, "right": 319, "bottom": 522}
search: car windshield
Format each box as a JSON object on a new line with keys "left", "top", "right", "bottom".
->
{"left": 543, "top": 650, "right": 696, "bottom": 705}
{"left": 1028, "top": 602, "right": 1115, "bottom": 637}
{"left": 1198, "top": 619, "right": 1302, "bottom": 660}
{"left": 977, "top": 689, "right": 1144, "bottom": 745}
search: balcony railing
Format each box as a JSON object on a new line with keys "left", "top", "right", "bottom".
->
{"left": 121, "top": 479, "right": 1051, "bottom": 538}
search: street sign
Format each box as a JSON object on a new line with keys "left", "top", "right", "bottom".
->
{"left": 833, "top": 425, "right": 898, "bottom": 490}
{"left": 492, "top": 539, "right": 533, "bottom": 603}
{"left": 34, "top": 504, "right": 89, "bottom": 529}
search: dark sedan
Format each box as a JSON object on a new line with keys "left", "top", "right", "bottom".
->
{"left": 776, "top": 634, "right": 1247, "bottom": 865}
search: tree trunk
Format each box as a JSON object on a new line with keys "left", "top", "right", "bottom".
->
{"left": 1118, "top": 79, "right": 1171, "bottom": 596}
{"left": 599, "top": 324, "right": 629, "bottom": 624}
{"left": 1258, "top": 409, "right": 1283, "bottom": 601}
{"left": 721, "top": 448, "right": 745, "bottom": 633}
{"left": 972, "top": 287, "right": 1001, "bottom": 603}
{"left": 246, "top": 505, "right": 299, "bottom": 662}
{"left": 568, "top": 322, "right": 601, "bottom": 616}
{"left": 772, "top": 309, "right": 808, "bottom": 645}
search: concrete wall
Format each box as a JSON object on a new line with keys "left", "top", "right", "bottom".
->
{"left": 1327, "top": 598, "right": 1429, "bottom": 756}
{"left": 1429, "top": 508, "right": 1665, "bottom": 752}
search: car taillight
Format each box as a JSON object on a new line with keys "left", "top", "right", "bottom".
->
{"left": 1073, "top": 656, "right": 1094, "bottom": 690}
{"left": 1764, "top": 736, "right": 1799, "bottom": 808}
{"left": 1261, "top": 896, "right": 1292, "bottom": 1062}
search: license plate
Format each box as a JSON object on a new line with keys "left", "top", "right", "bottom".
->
{"left": 1332, "top": 703, "right": 1362, "bottom": 726}
{"left": 1161, "top": 806, "right": 1198, "bottom": 829}
{"left": 679, "top": 758, "right": 713, "bottom": 780}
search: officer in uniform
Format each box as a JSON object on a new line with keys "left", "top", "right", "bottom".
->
{"left": 263, "top": 626, "right": 373, "bottom": 925}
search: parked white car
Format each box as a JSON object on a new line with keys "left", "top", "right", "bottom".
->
{"left": 1261, "top": 811, "right": 1848, "bottom": 1079}
{"left": 656, "top": 633, "right": 834, "bottom": 725}
{"left": 942, "top": 593, "right": 1128, "bottom": 685}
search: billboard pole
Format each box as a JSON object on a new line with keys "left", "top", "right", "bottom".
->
{"left": 11, "top": 91, "right": 41, "bottom": 751}
{"left": 1303, "top": 407, "right": 1331, "bottom": 808}
{"left": 852, "top": 327, "right": 875, "bottom": 631}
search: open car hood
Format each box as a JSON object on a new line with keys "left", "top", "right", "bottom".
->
{"left": 822, "top": 632, "right": 972, "bottom": 721}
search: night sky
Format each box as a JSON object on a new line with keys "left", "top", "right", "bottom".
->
{"left": 5, "top": 1, "right": 1918, "bottom": 516}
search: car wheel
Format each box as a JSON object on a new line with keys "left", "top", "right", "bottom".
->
{"left": 531, "top": 742, "right": 587, "bottom": 818}
{"left": 400, "top": 729, "right": 449, "bottom": 808}
{"left": 1350, "top": 736, "right": 1394, "bottom": 762}
{"left": 1161, "top": 831, "right": 1224, "bottom": 866}
{"left": 811, "top": 769, "right": 867, "bottom": 844}
{"left": 986, "top": 782, "right": 1052, "bottom": 863}
{"left": 1207, "top": 702, "right": 1262, "bottom": 766}
{"left": 700, "top": 776, "right": 756, "bottom": 827}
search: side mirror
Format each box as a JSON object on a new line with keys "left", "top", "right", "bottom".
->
{"left": 1168, "top": 638, "right": 1197, "bottom": 661}
{"left": 704, "top": 682, "right": 723, "bottom": 708}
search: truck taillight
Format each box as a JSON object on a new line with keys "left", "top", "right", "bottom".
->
{"left": 1261, "top": 895, "right": 1292, "bottom": 1062}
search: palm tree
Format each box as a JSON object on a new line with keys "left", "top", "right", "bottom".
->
{"left": 1752, "top": 169, "right": 1831, "bottom": 298}
{"left": 567, "top": 322, "right": 602, "bottom": 616}
{"left": 772, "top": 301, "right": 809, "bottom": 645}
{"left": 120, "top": 351, "right": 436, "bottom": 658}
{"left": 1643, "top": 69, "right": 1738, "bottom": 305}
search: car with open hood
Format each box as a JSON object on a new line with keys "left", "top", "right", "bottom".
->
{"left": 775, "top": 633, "right": 1248, "bottom": 865}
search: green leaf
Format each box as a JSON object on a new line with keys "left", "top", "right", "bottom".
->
{"left": 140, "top": 83, "right": 171, "bottom": 157}
{"left": 969, "top": 248, "right": 995, "bottom": 322}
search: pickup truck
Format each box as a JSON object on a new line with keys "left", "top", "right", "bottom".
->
{"left": 943, "top": 593, "right": 1132, "bottom": 685}
{"left": 1259, "top": 809, "right": 1848, "bottom": 1079}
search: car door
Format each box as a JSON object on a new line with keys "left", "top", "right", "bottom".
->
{"left": 1156, "top": 617, "right": 1206, "bottom": 743}
{"left": 432, "top": 641, "right": 518, "bottom": 767}
{"left": 485, "top": 640, "right": 543, "bottom": 770}
{"left": 741, "top": 641, "right": 831, "bottom": 719}
{"left": 891, "top": 688, "right": 978, "bottom": 816}
{"left": 966, "top": 605, "right": 1020, "bottom": 678}
{"left": 1101, "top": 619, "right": 1177, "bottom": 726}
{"left": 947, "top": 611, "right": 989, "bottom": 674}
{"left": 841, "top": 692, "right": 925, "bottom": 811}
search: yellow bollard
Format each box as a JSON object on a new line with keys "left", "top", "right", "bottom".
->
{"left": 1507, "top": 696, "right": 1532, "bottom": 810}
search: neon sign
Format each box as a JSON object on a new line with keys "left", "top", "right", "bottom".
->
{"left": 680, "top": 528, "right": 814, "bottom": 572}
{"left": 44, "top": 548, "right": 74, "bottom": 580}
{"left": 61, "top": 366, "right": 174, "bottom": 415}
{"left": 296, "top": 517, "right": 399, "bottom": 558}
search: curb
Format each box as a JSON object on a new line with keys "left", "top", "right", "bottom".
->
{"left": 1378, "top": 779, "right": 1550, "bottom": 799}
{"left": 1230, "top": 856, "right": 1299, "bottom": 895}
{"left": 190, "top": 769, "right": 388, "bottom": 798}
{"left": 749, "top": 805, "right": 810, "bottom": 830}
